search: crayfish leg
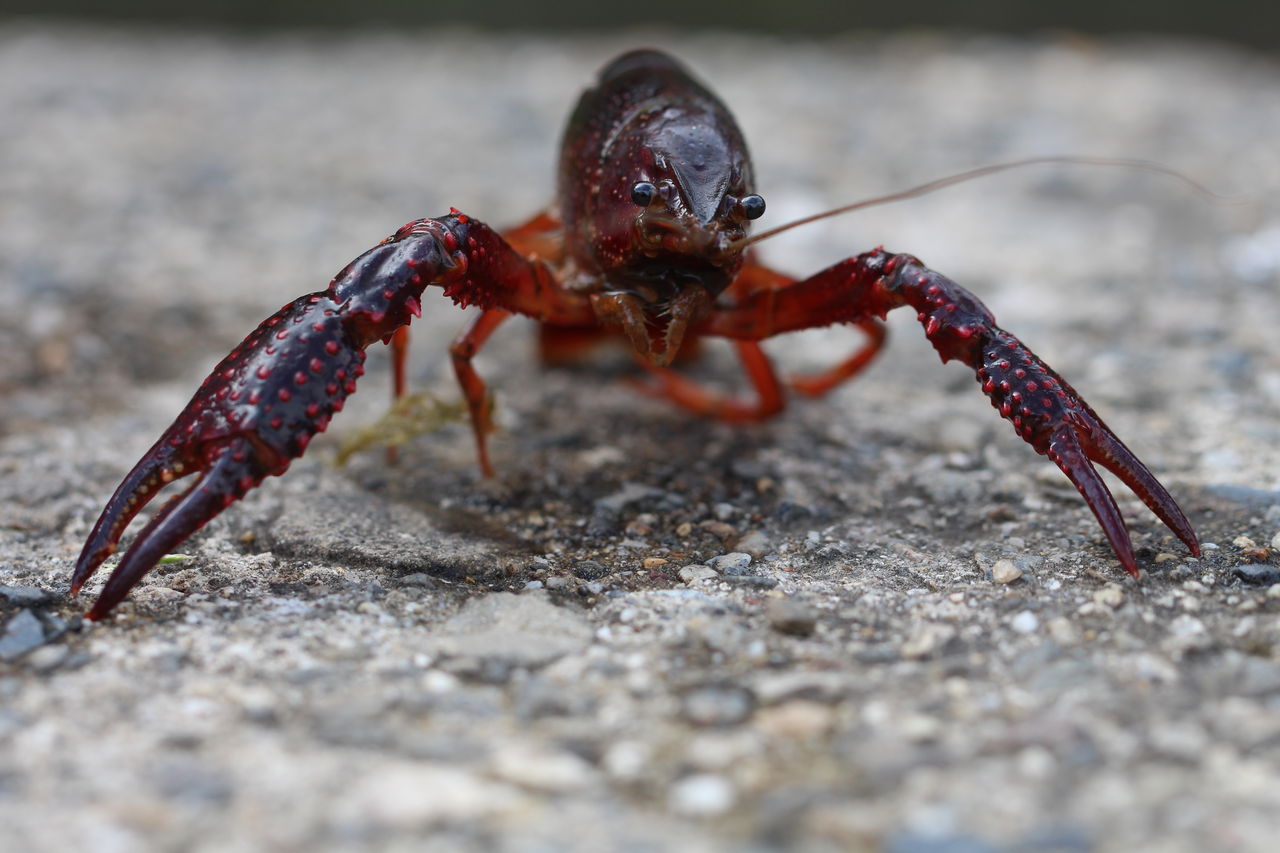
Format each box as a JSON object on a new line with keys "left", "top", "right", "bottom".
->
{"left": 386, "top": 325, "right": 412, "bottom": 464}
{"left": 633, "top": 340, "right": 784, "bottom": 422}
{"left": 450, "top": 308, "right": 510, "bottom": 478}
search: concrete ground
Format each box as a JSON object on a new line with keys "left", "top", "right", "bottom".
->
{"left": 2, "top": 24, "right": 1280, "bottom": 853}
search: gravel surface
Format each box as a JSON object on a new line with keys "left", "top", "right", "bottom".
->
{"left": 2, "top": 24, "right": 1280, "bottom": 853}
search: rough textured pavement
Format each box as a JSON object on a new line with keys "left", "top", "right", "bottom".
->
{"left": 2, "top": 25, "right": 1280, "bottom": 853}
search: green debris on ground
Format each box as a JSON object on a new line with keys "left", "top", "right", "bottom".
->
{"left": 334, "top": 392, "right": 477, "bottom": 466}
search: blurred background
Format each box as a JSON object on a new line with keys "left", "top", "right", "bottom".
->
{"left": 3, "top": 6, "right": 1280, "bottom": 853}
{"left": 1, "top": 0, "right": 1278, "bottom": 51}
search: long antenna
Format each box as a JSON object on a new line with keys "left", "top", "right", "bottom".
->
{"left": 732, "top": 156, "right": 1236, "bottom": 251}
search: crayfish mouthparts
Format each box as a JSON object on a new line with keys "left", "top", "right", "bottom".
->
{"left": 589, "top": 285, "right": 712, "bottom": 367}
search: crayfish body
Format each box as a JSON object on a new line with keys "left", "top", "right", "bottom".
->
{"left": 73, "top": 50, "right": 1198, "bottom": 619}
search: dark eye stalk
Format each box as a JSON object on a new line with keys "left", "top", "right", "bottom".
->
{"left": 630, "top": 181, "right": 658, "bottom": 207}
{"left": 739, "top": 194, "right": 766, "bottom": 220}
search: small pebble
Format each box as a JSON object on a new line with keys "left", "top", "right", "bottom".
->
{"left": 699, "top": 520, "right": 736, "bottom": 540}
{"left": 0, "top": 585, "right": 51, "bottom": 606}
{"left": 0, "top": 610, "right": 46, "bottom": 661}
{"left": 766, "top": 599, "right": 818, "bottom": 637}
{"left": 707, "top": 552, "right": 752, "bottom": 573}
{"left": 991, "top": 559, "right": 1023, "bottom": 584}
{"left": 1011, "top": 610, "right": 1040, "bottom": 634}
{"left": 754, "top": 700, "right": 834, "bottom": 738}
{"left": 1233, "top": 564, "right": 1280, "bottom": 586}
{"left": 1094, "top": 586, "right": 1126, "bottom": 608}
{"left": 545, "top": 576, "right": 570, "bottom": 590}
{"left": 25, "top": 644, "right": 68, "bottom": 672}
{"left": 734, "top": 530, "right": 772, "bottom": 558}
{"left": 1047, "top": 617, "right": 1081, "bottom": 645}
{"left": 901, "top": 623, "right": 955, "bottom": 659}
{"left": 898, "top": 713, "right": 943, "bottom": 742}
{"left": 679, "top": 565, "right": 719, "bottom": 584}
{"left": 642, "top": 557, "right": 669, "bottom": 568}
{"left": 668, "top": 774, "right": 735, "bottom": 817}
{"left": 1233, "top": 535, "right": 1258, "bottom": 549}
{"left": 489, "top": 746, "right": 597, "bottom": 793}
{"left": 682, "top": 685, "right": 754, "bottom": 726}
{"left": 723, "top": 575, "right": 779, "bottom": 589}
{"left": 571, "top": 560, "right": 609, "bottom": 580}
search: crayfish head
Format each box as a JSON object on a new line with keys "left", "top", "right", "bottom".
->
{"left": 587, "top": 121, "right": 769, "bottom": 366}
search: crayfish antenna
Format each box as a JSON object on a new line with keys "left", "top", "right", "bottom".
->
{"left": 731, "top": 156, "right": 1234, "bottom": 252}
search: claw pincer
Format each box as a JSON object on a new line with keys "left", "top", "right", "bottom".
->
{"left": 73, "top": 219, "right": 459, "bottom": 618}
{"left": 866, "top": 249, "right": 1200, "bottom": 573}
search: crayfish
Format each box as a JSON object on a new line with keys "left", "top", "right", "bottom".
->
{"left": 72, "top": 49, "right": 1199, "bottom": 618}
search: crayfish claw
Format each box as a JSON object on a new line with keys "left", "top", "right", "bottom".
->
{"left": 853, "top": 250, "right": 1199, "bottom": 574}
{"left": 85, "top": 438, "right": 268, "bottom": 619}
{"left": 72, "top": 439, "right": 194, "bottom": 597}
{"left": 972, "top": 326, "right": 1198, "bottom": 571}
{"left": 76, "top": 288, "right": 367, "bottom": 618}
{"left": 1079, "top": 424, "right": 1200, "bottom": 559}
{"left": 1046, "top": 425, "right": 1140, "bottom": 576}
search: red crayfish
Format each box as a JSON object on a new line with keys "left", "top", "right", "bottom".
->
{"left": 72, "top": 49, "right": 1199, "bottom": 619}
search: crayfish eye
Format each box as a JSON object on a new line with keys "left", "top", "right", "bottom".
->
{"left": 630, "top": 181, "right": 658, "bottom": 207}
{"left": 740, "top": 194, "right": 766, "bottom": 220}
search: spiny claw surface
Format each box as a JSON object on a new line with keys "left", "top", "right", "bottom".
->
{"left": 73, "top": 292, "right": 365, "bottom": 617}
{"left": 975, "top": 328, "right": 1199, "bottom": 573}
{"left": 858, "top": 248, "right": 1201, "bottom": 572}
